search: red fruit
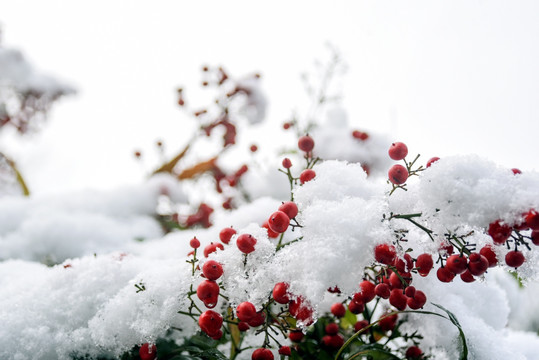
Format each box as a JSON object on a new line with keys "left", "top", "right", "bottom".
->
{"left": 388, "top": 164, "right": 408, "bottom": 185}
{"left": 445, "top": 255, "right": 468, "bottom": 275}
{"left": 388, "top": 142, "right": 408, "bottom": 160}
{"left": 282, "top": 158, "right": 292, "bottom": 169}
{"left": 505, "top": 251, "right": 525, "bottom": 268}
{"left": 488, "top": 220, "right": 512, "bottom": 245}
{"left": 325, "top": 323, "right": 339, "bottom": 335}
{"left": 406, "top": 345, "right": 423, "bottom": 359}
{"left": 298, "top": 135, "right": 315, "bottom": 152}
{"left": 426, "top": 157, "right": 440, "bottom": 168}
{"left": 358, "top": 280, "right": 376, "bottom": 303}
{"left": 189, "top": 237, "right": 200, "bottom": 249}
{"left": 283, "top": 122, "right": 291, "bottom": 130}
{"left": 352, "top": 130, "right": 369, "bottom": 141}
{"left": 272, "top": 282, "right": 290, "bottom": 304}
{"left": 278, "top": 346, "right": 291, "bottom": 356}
{"left": 202, "top": 260, "right": 224, "bottom": 280}
{"left": 395, "top": 254, "right": 414, "bottom": 273}
{"left": 354, "top": 319, "right": 369, "bottom": 332}
{"left": 389, "top": 289, "right": 407, "bottom": 310}
{"left": 375, "top": 283, "right": 391, "bottom": 299}
{"left": 139, "top": 343, "right": 157, "bottom": 360}
{"left": 437, "top": 267, "right": 455, "bottom": 283}
{"left": 531, "top": 230, "right": 539, "bottom": 246}
{"left": 262, "top": 220, "right": 279, "bottom": 238}
{"left": 237, "top": 302, "right": 257, "bottom": 322}
{"left": 248, "top": 311, "right": 266, "bottom": 327}
{"left": 416, "top": 253, "right": 434, "bottom": 277}
{"left": 289, "top": 330, "right": 304, "bottom": 342}
{"left": 438, "top": 242, "right": 454, "bottom": 256}
{"left": 348, "top": 300, "right": 365, "bottom": 314}
{"left": 511, "top": 168, "right": 522, "bottom": 175}
{"left": 404, "top": 286, "right": 416, "bottom": 298}
{"left": 210, "top": 329, "right": 223, "bottom": 340}
{"left": 468, "top": 253, "right": 489, "bottom": 276}
{"left": 460, "top": 270, "right": 476, "bottom": 283}
{"left": 378, "top": 313, "right": 398, "bottom": 331}
{"left": 238, "top": 321, "right": 250, "bottom": 331}
{"left": 331, "top": 302, "right": 346, "bottom": 318}
{"left": 252, "top": 348, "right": 274, "bottom": 360}
{"left": 236, "top": 234, "right": 257, "bottom": 254}
{"left": 389, "top": 272, "right": 410, "bottom": 290}
{"left": 250, "top": 144, "right": 258, "bottom": 152}
{"left": 525, "top": 210, "right": 539, "bottom": 230}
{"left": 322, "top": 334, "right": 344, "bottom": 348}
{"left": 268, "top": 210, "right": 290, "bottom": 233}
{"left": 374, "top": 243, "right": 397, "bottom": 265}
{"left": 299, "top": 169, "right": 316, "bottom": 184}
{"left": 199, "top": 310, "right": 223, "bottom": 337}
{"left": 279, "top": 201, "right": 299, "bottom": 219}
{"left": 480, "top": 245, "right": 498, "bottom": 267}
{"left": 197, "top": 280, "right": 219, "bottom": 308}
{"left": 219, "top": 227, "right": 236, "bottom": 244}
{"left": 327, "top": 286, "right": 341, "bottom": 294}
{"left": 204, "top": 242, "right": 224, "bottom": 258}
{"left": 406, "top": 290, "right": 426, "bottom": 310}
{"left": 289, "top": 297, "right": 314, "bottom": 325}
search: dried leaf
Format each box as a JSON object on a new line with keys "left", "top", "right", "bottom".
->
{"left": 178, "top": 157, "right": 217, "bottom": 180}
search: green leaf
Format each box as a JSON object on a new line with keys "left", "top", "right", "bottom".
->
{"left": 348, "top": 346, "right": 401, "bottom": 360}
{"left": 432, "top": 303, "right": 468, "bottom": 360}
{"left": 340, "top": 309, "right": 357, "bottom": 330}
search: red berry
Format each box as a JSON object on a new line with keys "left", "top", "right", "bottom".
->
{"left": 325, "top": 323, "right": 339, "bottom": 335}
{"left": 358, "top": 280, "right": 376, "bottom": 303}
{"left": 426, "top": 157, "right": 440, "bottom": 168}
{"left": 219, "top": 227, "right": 236, "bottom": 244}
{"left": 405, "top": 345, "right": 423, "bottom": 359}
{"left": 252, "top": 348, "right": 274, "bottom": 360}
{"left": 279, "top": 201, "right": 299, "bottom": 219}
{"left": 331, "top": 302, "right": 346, "bottom": 318}
{"left": 262, "top": 220, "right": 279, "bottom": 238}
{"left": 199, "top": 310, "right": 223, "bottom": 337}
{"left": 437, "top": 267, "right": 455, "bottom": 283}
{"left": 238, "top": 321, "right": 250, "bottom": 331}
{"left": 298, "top": 135, "right": 315, "bottom": 152}
{"left": 268, "top": 210, "right": 290, "bottom": 233}
{"left": 354, "top": 320, "right": 369, "bottom": 332}
{"left": 388, "top": 164, "right": 409, "bottom": 185}
{"left": 282, "top": 158, "right": 292, "bottom": 169}
{"left": 467, "top": 252, "right": 489, "bottom": 276}
{"left": 237, "top": 302, "right": 257, "bottom": 322}
{"left": 236, "top": 234, "right": 257, "bottom": 254}
{"left": 511, "top": 168, "right": 522, "bottom": 175}
{"left": 322, "top": 334, "right": 344, "bottom": 348}
{"left": 389, "top": 272, "right": 406, "bottom": 290}
{"left": 289, "top": 330, "right": 304, "bottom": 342}
{"left": 202, "top": 260, "right": 223, "bottom": 280}
{"left": 189, "top": 237, "right": 200, "bottom": 249}
{"left": 203, "top": 242, "right": 224, "bottom": 257}
{"left": 374, "top": 243, "right": 397, "bottom": 265}
{"left": 352, "top": 130, "right": 369, "bottom": 141}
{"left": 378, "top": 313, "right": 398, "bottom": 331}
{"left": 210, "top": 329, "right": 223, "bottom": 340}
{"left": 273, "top": 282, "right": 290, "bottom": 304}
{"left": 283, "top": 122, "right": 291, "bottom": 130}
{"left": 375, "top": 283, "right": 391, "bottom": 299}
{"left": 525, "top": 210, "right": 539, "bottom": 230}
{"left": 139, "top": 343, "right": 157, "bottom": 360}
{"left": 445, "top": 255, "right": 468, "bottom": 275}
{"left": 460, "top": 270, "right": 476, "bottom": 283}
{"left": 278, "top": 346, "right": 291, "bottom": 356}
{"left": 531, "top": 230, "right": 539, "bottom": 246}
{"left": 348, "top": 300, "right": 365, "bottom": 314}
{"left": 404, "top": 286, "right": 416, "bottom": 298}
{"left": 299, "top": 169, "right": 316, "bottom": 184}
{"left": 389, "top": 289, "right": 407, "bottom": 311}
{"left": 406, "top": 290, "right": 426, "bottom": 310}
{"left": 505, "top": 251, "right": 525, "bottom": 268}
{"left": 488, "top": 220, "right": 512, "bottom": 245}
{"left": 250, "top": 144, "right": 258, "bottom": 152}
{"left": 480, "top": 245, "right": 498, "bottom": 267}
{"left": 197, "top": 280, "right": 219, "bottom": 308}
{"left": 394, "top": 254, "right": 414, "bottom": 273}
{"left": 388, "top": 142, "right": 408, "bottom": 160}
{"left": 289, "top": 297, "right": 314, "bottom": 325}
{"left": 438, "top": 242, "right": 454, "bottom": 256}
{"left": 416, "top": 253, "right": 434, "bottom": 277}
{"left": 247, "top": 311, "right": 266, "bottom": 327}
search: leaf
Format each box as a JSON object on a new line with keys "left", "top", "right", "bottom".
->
{"left": 432, "top": 303, "right": 468, "bottom": 360}
{"left": 178, "top": 157, "right": 217, "bottom": 180}
{"left": 348, "top": 346, "right": 401, "bottom": 360}
{"left": 340, "top": 309, "right": 357, "bottom": 330}
{"left": 152, "top": 143, "right": 190, "bottom": 175}
{"left": 227, "top": 308, "right": 241, "bottom": 359}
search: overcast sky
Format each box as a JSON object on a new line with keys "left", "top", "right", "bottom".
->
{"left": 1, "top": 1, "right": 539, "bottom": 195}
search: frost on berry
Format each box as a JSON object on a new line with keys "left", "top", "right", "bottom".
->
{"left": 374, "top": 243, "right": 397, "bottom": 265}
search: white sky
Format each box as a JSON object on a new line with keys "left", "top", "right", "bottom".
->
{"left": 1, "top": 0, "right": 539, "bottom": 195}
